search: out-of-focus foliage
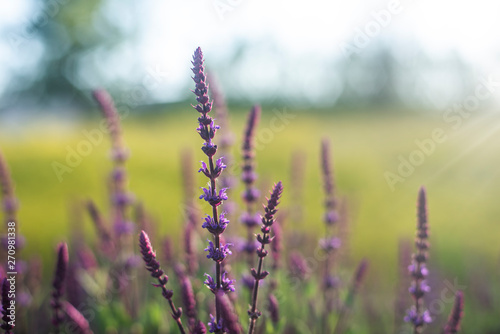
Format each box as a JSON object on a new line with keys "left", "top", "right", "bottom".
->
{"left": 4, "top": 0, "right": 138, "bottom": 109}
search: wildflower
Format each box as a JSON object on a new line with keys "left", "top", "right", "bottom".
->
{"left": 204, "top": 240, "right": 232, "bottom": 262}
{"left": 51, "top": 243, "right": 69, "bottom": 332}
{"left": 202, "top": 213, "right": 229, "bottom": 235}
{"left": 199, "top": 187, "right": 228, "bottom": 207}
{"left": 139, "top": 231, "right": 186, "bottom": 333}
{"left": 404, "top": 187, "right": 432, "bottom": 332}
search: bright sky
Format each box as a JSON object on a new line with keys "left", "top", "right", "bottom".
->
{"left": 1, "top": 0, "right": 500, "bottom": 104}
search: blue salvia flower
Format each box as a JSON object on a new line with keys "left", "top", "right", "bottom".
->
{"left": 199, "top": 187, "right": 228, "bottom": 206}
{"left": 207, "top": 314, "right": 223, "bottom": 333}
{"left": 204, "top": 273, "right": 235, "bottom": 294}
{"left": 192, "top": 47, "right": 233, "bottom": 329}
{"left": 202, "top": 213, "right": 229, "bottom": 235}
{"left": 204, "top": 240, "right": 232, "bottom": 261}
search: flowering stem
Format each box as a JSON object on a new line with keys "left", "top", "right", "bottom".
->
{"left": 52, "top": 243, "right": 69, "bottom": 334}
{"left": 192, "top": 47, "right": 234, "bottom": 331}
{"left": 241, "top": 106, "right": 261, "bottom": 265}
{"left": 248, "top": 182, "right": 283, "bottom": 334}
{"left": 405, "top": 187, "right": 431, "bottom": 332}
{"left": 167, "top": 299, "right": 186, "bottom": 334}
{"left": 248, "top": 243, "right": 266, "bottom": 334}
{"left": 207, "top": 154, "right": 223, "bottom": 324}
{"left": 139, "top": 231, "right": 186, "bottom": 334}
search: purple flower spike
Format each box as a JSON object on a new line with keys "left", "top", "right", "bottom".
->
{"left": 51, "top": 242, "right": 69, "bottom": 331}
{"left": 240, "top": 105, "right": 262, "bottom": 268}
{"left": 63, "top": 301, "right": 92, "bottom": 334}
{"left": 193, "top": 320, "right": 207, "bottom": 334}
{"left": 268, "top": 294, "right": 280, "bottom": 326}
{"left": 405, "top": 187, "right": 432, "bottom": 332}
{"left": 179, "top": 275, "right": 197, "bottom": 329}
{"left": 248, "top": 182, "right": 283, "bottom": 333}
{"left": 318, "top": 138, "right": 341, "bottom": 319}
{"left": 217, "top": 291, "right": 242, "bottom": 333}
{"left": 139, "top": 231, "right": 167, "bottom": 283}
{"left": 192, "top": 47, "right": 233, "bottom": 326}
{"left": 138, "top": 231, "right": 186, "bottom": 333}
{"left": 443, "top": 291, "right": 464, "bottom": 334}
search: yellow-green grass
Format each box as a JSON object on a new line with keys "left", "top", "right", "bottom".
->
{"left": 2, "top": 107, "right": 500, "bottom": 329}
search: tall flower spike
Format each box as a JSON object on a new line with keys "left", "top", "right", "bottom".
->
{"left": 241, "top": 106, "right": 261, "bottom": 259}
{"left": 93, "top": 89, "right": 135, "bottom": 255}
{"left": 93, "top": 89, "right": 134, "bottom": 238}
{"left": 192, "top": 47, "right": 232, "bottom": 328}
{"left": 92, "top": 89, "right": 124, "bottom": 153}
{"left": 179, "top": 274, "right": 197, "bottom": 330}
{"left": 248, "top": 181, "right": 283, "bottom": 334}
{"left": 1, "top": 278, "right": 14, "bottom": 333}
{"left": 217, "top": 290, "right": 242, "bottom": 334}
{"left": 184, "top": 222, "right": 198, "bottom": 276}
{"left": 193, "top": 320, "right": 207, "bottom": 334}
{"left": 405, "top": 187, "right": 432, "bottom": 333}
{"left": 267, "top": 294, "right": 280, "bottom": 326}
{"left": 86, "top": 200, "right": 114, "bottom": 255}
{"left": 320, "top": 139, "right": 338, "bottom": 225}
{"left": 63, "top": 301, "right": 93, "bottom": 334}
{"left": 443, "top": 291, "right": 464, "bottom": 334}
{"left": 319, "top": 139, "right": 341, "bottom": 331}
{"left": 51, "top": 242, "right": 69, "bottom": 333}
{"left": 139, "top": 231, "right": 186, "bottom": 334}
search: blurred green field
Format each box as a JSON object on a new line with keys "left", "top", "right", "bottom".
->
{"left": 2, "top": 106, "right": 500, "bottom": 331}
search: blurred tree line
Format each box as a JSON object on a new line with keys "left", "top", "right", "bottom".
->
{"left": 1, "top": 0, "right": 481, "bottom": 113}
{"left": 2, "top": 0, "right": 138, "bottom": 111}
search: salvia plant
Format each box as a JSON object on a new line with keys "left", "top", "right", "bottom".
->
{"left": 0, "top": 46, "right": 474, "bottom": 334}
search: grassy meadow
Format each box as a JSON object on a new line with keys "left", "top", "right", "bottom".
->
{"left": 3, "top": 105, "right": 500, "bottom": 332}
